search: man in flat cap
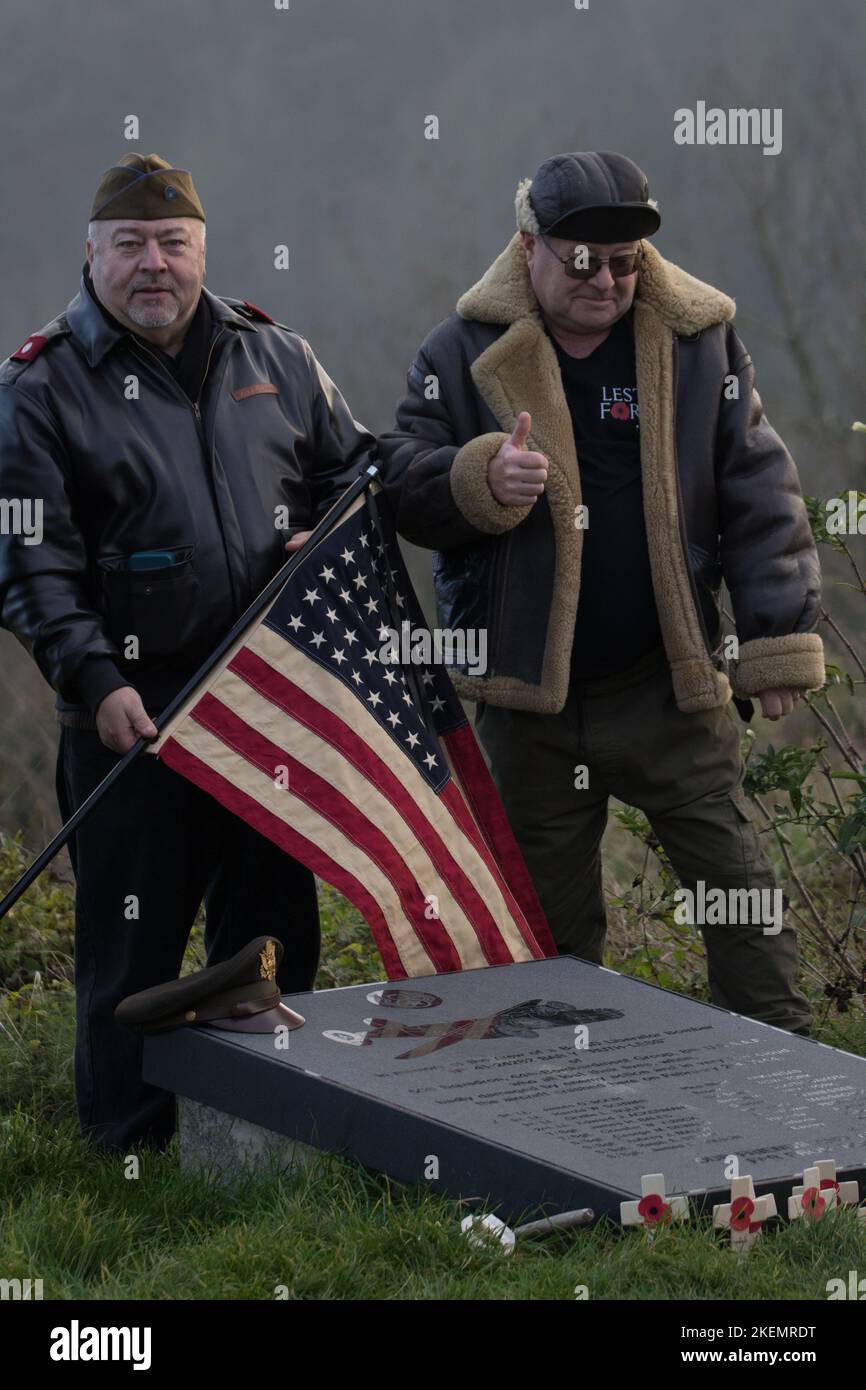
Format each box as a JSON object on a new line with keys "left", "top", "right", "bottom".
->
{"left": 379, "top": 150, "right": 824, "bottom": 1034}
{"left": 0, "top": 153, "right": 376, "bottom": 1150}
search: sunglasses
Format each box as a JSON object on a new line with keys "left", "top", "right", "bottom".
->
{"left": 540, "top": 237, "right": 642, "bottom": 281}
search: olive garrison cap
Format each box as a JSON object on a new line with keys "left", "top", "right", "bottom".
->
{"left": 90, "top": 151, "right": 205, "bottom": 222}
{"left": 114, "top": 936, "right": 305, "bottom": 1035}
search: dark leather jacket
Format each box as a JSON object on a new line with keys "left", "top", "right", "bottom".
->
{"left": 0, "top": 276, "right": 376, "bottom": 722}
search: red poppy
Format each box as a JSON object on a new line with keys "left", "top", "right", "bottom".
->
{"left": 611, "top": 402, "right": 630, "bottom": 420}
{"left": 819, "top": 1178, "right": 840, "bottom": 1195}
{"left": 729, "top": 1195, "right": 756, "bottom": 1231}
{"left": 801, "top": 1186, "right": 826, "bottom": 1219}
{"left": 638, "top": 1193, "right": 671, "bottom": 1225}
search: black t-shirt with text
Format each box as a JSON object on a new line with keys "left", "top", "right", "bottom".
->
{"left": 549, "top": 309, "right": 663, "bottom": 678}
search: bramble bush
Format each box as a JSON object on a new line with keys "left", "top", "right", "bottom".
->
{"left": 608, "top": 423, "right": 866, "bottom": 1021}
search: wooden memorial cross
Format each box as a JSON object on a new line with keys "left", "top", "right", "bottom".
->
{"left": 620, "top": 1173, "right": 689, "bottom": 1233}
{"left": 712, "top": 1176, "right": 776, "bottom": 1252}
{"left": 787, "top": 1159, "right": 860, "bottom": 1221}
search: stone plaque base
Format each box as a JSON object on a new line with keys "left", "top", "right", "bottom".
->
{"left": 178, "top": 1096, "right": 324, "bottom": 1184}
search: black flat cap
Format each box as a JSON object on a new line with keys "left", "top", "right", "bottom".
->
{"left": 515, "top": 150, "right": 660, "bottom": 242}
{"left": 114, "top": 936, "right": 305, "bottom": 1035}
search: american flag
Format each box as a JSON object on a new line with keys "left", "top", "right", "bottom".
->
{"left": 148, "top": 481, "right": 555, "bottom": 978}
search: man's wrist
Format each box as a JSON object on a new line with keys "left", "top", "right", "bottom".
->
{"left": 76, "top": 656, "right": 130, "bottom": 716}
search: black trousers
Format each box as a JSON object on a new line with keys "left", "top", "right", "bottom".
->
{"left": 56, "top": 725, "right": 321, "bottom": 1152}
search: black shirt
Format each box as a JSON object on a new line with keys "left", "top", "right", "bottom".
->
{"left": 83, "top": 264, "right": 213, "bottom": 404}
{"left": 549, "top": 310, "right": 662, "bottom": 678}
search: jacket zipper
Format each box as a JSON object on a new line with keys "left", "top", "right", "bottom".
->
{"left": 130, "top": 325, "right": 225, "bottom": 438}
{"left": 489, "top": 530, "right": 513, "bottom": 675}
{"left": 128, "top": 326, "right": 244, "bottom": 616}
{"left": 671, "top": 336, "right": 716, "bottom": 661}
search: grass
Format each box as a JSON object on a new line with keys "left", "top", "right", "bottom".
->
{"left": 2, "top": 839, "right": 866, "bottom": 1301}
{"left": 2, "top": 1101, "right": 865, "bottom": 1300}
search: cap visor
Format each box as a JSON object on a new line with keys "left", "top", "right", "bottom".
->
{"left": 544, "top": 203, "right": 660, "bottom": 242}
{"left": 207, "top": 1002, "right": 306, "bottom": 1034}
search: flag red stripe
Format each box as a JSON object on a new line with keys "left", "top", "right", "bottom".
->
{"left": 441, "top": 724, "right": 556, "bottom": 954}
{"left": 159, "top": 736, "right": 409, "bottom": 978}
{"left": 435, "top": 774, "right": 545, "bottom": 958}
{"left": 189, "top": 691, "right": 463, "bottom": 974}
{"left": 226, "top": 646, "right": 515, "bottom": 964}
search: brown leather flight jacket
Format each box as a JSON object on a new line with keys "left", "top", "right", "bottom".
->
{"left": 378, "top": 234, "right": 825, "bottom": 716}
{"left": 0, "top": 278, "right": 375, "bottom": 723}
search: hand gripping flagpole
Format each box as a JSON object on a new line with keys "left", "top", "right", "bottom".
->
{"left": 0, "top": 465, "right": 380, "bottom": 925}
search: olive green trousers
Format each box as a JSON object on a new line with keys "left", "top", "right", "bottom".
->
{"left": 474, "top": 642, "right": 811, "bottom": 1034}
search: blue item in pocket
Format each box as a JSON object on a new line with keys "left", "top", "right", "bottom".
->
{"left": 127, "top": 549, "right": 190, "bottom": 571}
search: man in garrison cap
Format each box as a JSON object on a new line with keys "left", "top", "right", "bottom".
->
{"left": 378, "top": 150, "right": 824, "bottom": 1035}
{"left": 0, "top": 152, "right": 376, "bottom": 1151}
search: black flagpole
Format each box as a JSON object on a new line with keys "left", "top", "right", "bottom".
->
{"left": 0, "top": 465, "right": 379, "bottom": 925}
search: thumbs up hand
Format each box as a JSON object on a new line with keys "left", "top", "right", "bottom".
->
{"left": 488, "top": 412, "right": 549, "bottom": 507}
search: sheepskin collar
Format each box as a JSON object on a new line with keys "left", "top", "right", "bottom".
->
{"left": 456, "top": 232, "right": 736, "bottom": 337}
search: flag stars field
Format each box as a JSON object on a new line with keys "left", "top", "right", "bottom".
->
{"left": 263, "top": 507, "right": 463, "bottom": 784}
{"left": 150, "top": 491, "right": 553, "bottom": 975}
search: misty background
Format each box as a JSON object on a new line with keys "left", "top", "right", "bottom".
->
{"left": 2, "top": 0, "right": 865, "bottom": 845}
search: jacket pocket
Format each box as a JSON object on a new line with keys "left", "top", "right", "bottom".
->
{"left": 727, "top": 784, "right": 755, "bottom": 822}
{"left": 688, "top": 542, "right": 721, "bottom": 589}
{"left": 98, "top": 549, "right": 199, "bottom": 661}
{"left": 725, "top": 784, "right": 770, "bottom": 880}
{"left": 433, "top": 541, "right": 496, "bottom": 658}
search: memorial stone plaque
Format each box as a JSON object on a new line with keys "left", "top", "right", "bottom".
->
{"left": 143, "top": 957, "right": 866, "bottom": 1221}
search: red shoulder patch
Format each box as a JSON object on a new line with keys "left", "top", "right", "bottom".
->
{"left": 241, "top": 300, "right": 275, "bottom": 325}
{"left": 10, "top": 335, "right": 49, "bottom": 363}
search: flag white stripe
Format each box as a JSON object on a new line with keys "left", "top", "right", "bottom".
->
{"left": 206, "top": 668, "right": 511, "bottom": 968}
{"left": 167, "top": 717, "right": 437, "bottom": 976}
{"left": 245, "top": 625, "right": 534, "bottom": 961}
